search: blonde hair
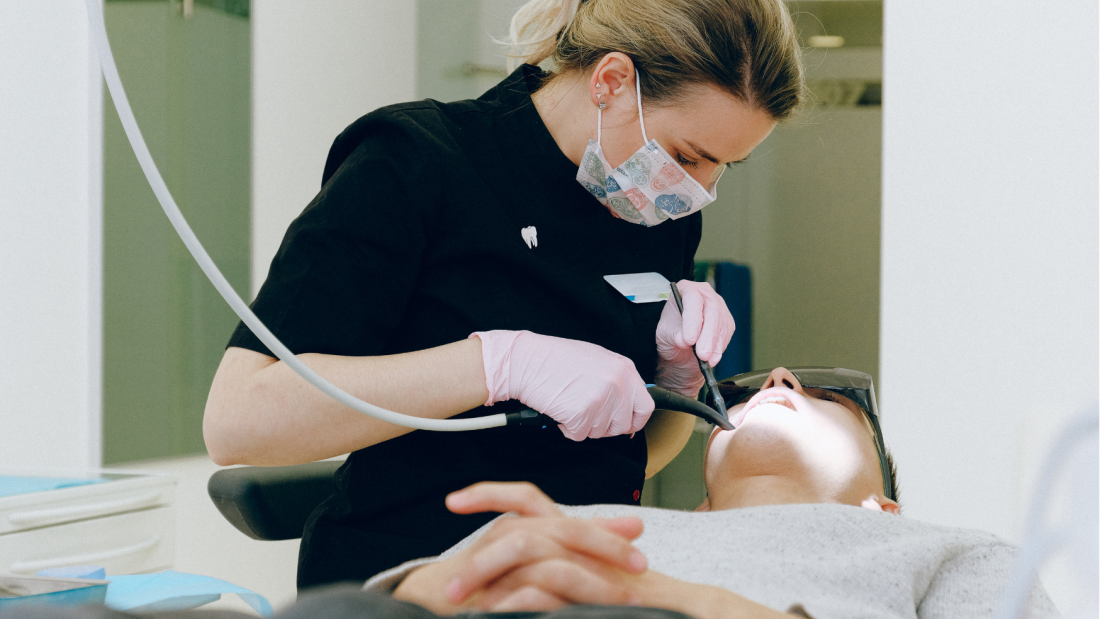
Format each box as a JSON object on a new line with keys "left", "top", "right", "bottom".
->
{"left": 506, "top": 0, "right": 805, "bottom": 120}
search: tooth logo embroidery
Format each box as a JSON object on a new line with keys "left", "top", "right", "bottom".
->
{"left": 521, "top": 226, "right": 538, "bottom": 249}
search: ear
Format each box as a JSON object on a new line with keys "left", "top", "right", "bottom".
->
{"left": 695, "top": 497, "right": 712, "bottom": 512}
{"left": 590, "top": 53, "right": 636, "bottom": 109}
{"left": 860, "top": 494, "right": 900, "bottom": 515}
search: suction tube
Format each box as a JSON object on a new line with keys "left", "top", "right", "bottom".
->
{"left": 84, "top": 0, "right": 505, "bottom": 432}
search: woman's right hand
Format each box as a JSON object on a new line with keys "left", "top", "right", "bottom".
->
{"left": 471, "top": 331, "right": 654, "bottom": 440}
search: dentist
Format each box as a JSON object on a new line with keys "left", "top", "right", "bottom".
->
{"left": 203, "top": 0, "right": 804, "bottom": 590}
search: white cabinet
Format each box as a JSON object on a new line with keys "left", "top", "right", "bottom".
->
{"left": 0, "top": 473, "right": 175, "bottom": 576}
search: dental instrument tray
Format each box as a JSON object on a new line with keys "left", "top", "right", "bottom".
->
{"left": 0, "top": 470, "right": 176, "bottom": 578}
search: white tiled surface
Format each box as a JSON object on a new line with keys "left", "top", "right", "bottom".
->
{"left": 116, "top": 455, "right": 302, "bottom": 614}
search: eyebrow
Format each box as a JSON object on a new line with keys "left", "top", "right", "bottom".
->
{"left": 684, "top": 139, "right": 750, "bottom": 166}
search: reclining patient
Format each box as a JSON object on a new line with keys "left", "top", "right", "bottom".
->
{"left": 1, "top": 367, "right": 1056, "bottom": 619}
{"left": 369, "top": 367, "right": 1058, "bottom": 619}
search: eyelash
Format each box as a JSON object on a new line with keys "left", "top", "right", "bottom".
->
{"left": 677, "top": 154, "right": 738, "bottom": 170}
{"left": 675, "top": 154, "right": 700, "bottom": 169}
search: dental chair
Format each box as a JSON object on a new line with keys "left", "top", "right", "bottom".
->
{"left": 208, "top": 263, "right": 752, "bottom": 542}
{"left": 208, "top": 461, "right": 342, "bottom": 540}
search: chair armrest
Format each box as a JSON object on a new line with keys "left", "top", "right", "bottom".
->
{"left": 207, "top": 461, "right": 343, "bottom": 541}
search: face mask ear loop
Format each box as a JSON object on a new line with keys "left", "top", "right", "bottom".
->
{"left": 597, "top": 105, "right": 602, "bottom": 146}
{"left": 635, "top": 71, "right": 649, "bottom": 144}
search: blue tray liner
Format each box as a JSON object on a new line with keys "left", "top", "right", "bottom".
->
{"left": 0, "top": 477, "right": 107, "bottom": 499}
{"left": 105, "top": 571, "right": 273, "bottom": 616}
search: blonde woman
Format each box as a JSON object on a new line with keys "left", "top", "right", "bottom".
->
{"left": 204, "top": 0, "right": 805, "bottom": 590}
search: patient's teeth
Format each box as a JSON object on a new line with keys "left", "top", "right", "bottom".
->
{"left": 757, "top": 396, "right": 794, "bottom": 410}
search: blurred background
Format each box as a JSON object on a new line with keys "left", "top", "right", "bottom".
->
{"left": 1, "top": 0, "right": 1096, "bottom": 613}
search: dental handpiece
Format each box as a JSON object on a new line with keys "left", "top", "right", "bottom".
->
{"left": 506, "top": 384, "right": 734, "bottom": 431}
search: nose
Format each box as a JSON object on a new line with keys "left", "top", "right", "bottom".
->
{"left": 759, "top": 367, "right": 804, "bottom": 394}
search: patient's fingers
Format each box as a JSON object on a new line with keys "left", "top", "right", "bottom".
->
{"left": 446, "top": 481, "right": 562, "bottom": 518}
{"left": 479, "top": 559, "right": 639, "bottom": 611}
{"left": 591, "top": 516, "right": 645, "bottom": 540}
{"left": 446, "top": 518, "right": 647, "bottom": 603}
{"left": 488, "top": 586, "right": 567, "bottom": 613}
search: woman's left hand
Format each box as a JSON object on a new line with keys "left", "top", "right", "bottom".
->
{"left": 654, "top": 280, "right": 735, "bottom": 397}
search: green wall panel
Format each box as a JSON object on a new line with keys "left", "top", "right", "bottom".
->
{"left": 103, "top": 2, "right": 249, "bottom": 464}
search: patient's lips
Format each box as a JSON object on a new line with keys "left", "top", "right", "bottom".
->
{"left": 731, "top": 389, "right": 797, "bottom": 428}
{"left": 755, "top": 396, "right": 796, "bottom": 411}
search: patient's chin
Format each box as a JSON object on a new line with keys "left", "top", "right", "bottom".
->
{"left": 718, "top": 423, "right": 804, "bottom": 475}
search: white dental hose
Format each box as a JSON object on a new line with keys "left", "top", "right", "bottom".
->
{"left": 84, "top": 0, "right": 504, "bottom": 432}
{"left": 994, "top": 405, "right": 1099, "bottom": 619}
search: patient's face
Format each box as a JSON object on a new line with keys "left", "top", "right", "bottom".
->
{"left": 704, "top": 368, "right": 886, "bottom": 508}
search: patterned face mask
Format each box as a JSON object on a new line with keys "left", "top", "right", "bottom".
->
{"left": 576, "top": 72, "right": 723, "bottom": 226}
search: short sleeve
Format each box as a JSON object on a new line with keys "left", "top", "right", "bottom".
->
{"left": 228, "top": 110, "right": 442, "bottom": 358}
{"left": 918, "top": 544, "right": 1059, "bottom": 619}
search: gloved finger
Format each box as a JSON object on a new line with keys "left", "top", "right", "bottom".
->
{"left": 580, "top": 361, "right": 653, "bottom": 438}
{"left": 694, "top": 290, "right": 729, "bottom": 364}
{"left": 586, "top": 410, "right": 616, "bottom": 439}
{"left": 694, "top": 287, "right": 734, "bottom": 366}
{"left": 708, "top": 312, "right": 735, "bottom": 367}
{"left": 676, "top": 281, "right": 705, "bottom": 346}
{"left": 558, "top": 419, "right": 589, "bottom": 442}
{"left": 594, "top": 375, "right": 655, "bottom": 438}
{"left": 628, "top": 381, "right": 656, "bottom": 434}
{"left": 657, "top": 296, "right": 689, "bottom": 350}
{"left": 446, "top": 482, "right": 564, "bottom": 518}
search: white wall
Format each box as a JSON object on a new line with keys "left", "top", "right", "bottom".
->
{"left": 251, "top": 0, "right": 418, "bottom": 295}
{"left": 881, "top": 0, "right": 1098, "bottom": 547}
{"left": 0, "top": 1, "right": 102, "bottom": 470}
{"left": 697, "top": 49, "right": 883, "bottom": 381}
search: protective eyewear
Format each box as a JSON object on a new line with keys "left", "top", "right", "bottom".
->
{"left": 714, "top": 367, "right": 895, "bottom": 502}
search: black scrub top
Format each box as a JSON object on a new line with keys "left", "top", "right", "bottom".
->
{"left": 227, "top": 65, "right": 702, "bottom": 589}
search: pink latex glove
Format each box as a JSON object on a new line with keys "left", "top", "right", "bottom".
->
{"left": 654, "top": 280, "right": 735, "bottom": 398}
{"left": 471, "top": 330, "right": 654, "bottom": 441}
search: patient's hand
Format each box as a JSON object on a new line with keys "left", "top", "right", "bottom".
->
{"left": 394, "top": 482, "right": 799, "bottom": 619}
{"left": 392, "top": 482, "right": 648, "bottom": 614}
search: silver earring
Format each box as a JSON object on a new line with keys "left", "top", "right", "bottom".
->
{"left": 598, "top": 101, "right": 606, "bottom": 110}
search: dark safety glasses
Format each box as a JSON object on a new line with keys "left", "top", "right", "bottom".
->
{"left": 714, "top": 367, "right": 895, "bottom": 502}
